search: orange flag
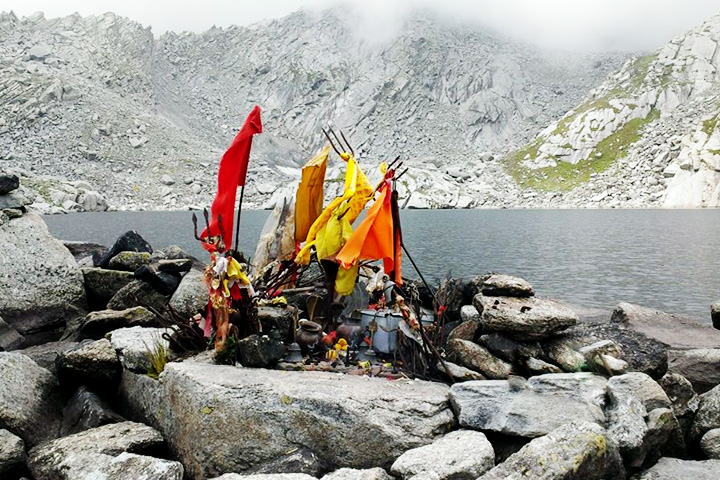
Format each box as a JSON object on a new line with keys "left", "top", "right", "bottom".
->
{"left": 336, "top": 179, "right": 395, "bottom": 275}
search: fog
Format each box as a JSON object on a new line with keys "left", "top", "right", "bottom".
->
{"left": 3, "top": 0, "right": 719, "bottom": 52}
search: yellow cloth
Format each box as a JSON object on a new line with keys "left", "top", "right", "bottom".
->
{"left": 295, "top": 146, "right": 329, "bottom": 243}
{"left": 296, "top": 154, "right": 372, "bottom": 265}
{"left": 223, "top": 257, "right": 250, "bottom": 297}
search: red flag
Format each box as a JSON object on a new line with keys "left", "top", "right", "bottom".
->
{"left": 201, "top": 106, "right": 262, "bottom": 250}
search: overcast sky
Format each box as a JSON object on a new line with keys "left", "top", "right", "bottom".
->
{"left": 3, "top": 0, "right": 719, "bottom": 52}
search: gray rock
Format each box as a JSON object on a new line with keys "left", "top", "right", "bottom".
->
{"left": 120, "top": 363, "right": 455, "bottom": 479}
{"left": 109, "top": 251, "right": 152, "bottom": 271}
{"left": 168, "top": 269, "right": 207, "bottom": 320}
{"left": 543, "top": 337, "right": 588, "bottom": 372}
{"left": 447, "top": 339, "right": 512, "bottom": 379}
{"left": 658, "top": 372, "right": 698, "bottom": 440}
{"left": 98, "top": 231, "right": 153, "bottom": 269}
{"left": 436, "top": 360, "right": 486, "bottom": 381}
{"left": 65, "top": 306, "right": 158, "bottom": 341}
{"left": 109, "top": 326, "right": 172, "bottom": 372}
{"left": 478, "top": 333, "right": 542, "bottom": 364}
{"left": 61, "top": 386, "right": 126, "bottom": 436}
{"left": 211, "top": 475, "right": 317, "bottom": 480}
{"left": 248, "top": 446, "right": 326, "bottom": 477}
{"left": 634, "top": 457, "right": 720, "bottom": 479}
{"left": 0, "top": 352, "right": 62, "bottom": 447}
{"left": 0, "top": 429, "right": 25, "bottom": 477}
{"left": 15, "top": 341, "right": 79, "bottom": 375}
{"left": 473, "top": 294, "right": 578, "bottom": 340}
{"left": 391, "top": 430, "right": 494, "bottom": 480}
{"left": 450, "top": 377, "right": 605, "bottom": 438}
{"left": 478, "top": 422, "right": 624, "bottom": 480}
{"left": 27, "top": 44, "right": 52, "bottom": 59}
{"left": 322, "top": 468, "right": 392, "bottom": 480}
{"left": 237, "top": 334, "right": 285, "bottom": 368}
{"left": 57, "top": 339, "right": 120, "bottom": 388}
{"left": 460, "top": 305, "right": 480, "bottom": 322}
{"left": 691, "top": 384, "right": 720, "bottom": 442}
{"left": 152, "top": 245, "right": 194, "bottom": 261}
{"left": 0, "top": 214, "right": 87, "bottom": 344}
{"left": 481, "top": 274, "right": 534, "bottom": 297}
{"left": 82, "top": 267, "right": 135, "bottom": 310}
{"left": 0, "top": 174, "right": 19, "bottom": 194}
{"left": 27, "top": 421, "right": 166, "bottom": 480}
{"left": 258, "top": 305, "right": 297, "bottom": 342}
{"left": 712, "top": 302, "right": 720, "bottom": 330}
{"left": 0, "top": 316, "right": 24, "bottom": 350}
{"left": 447, "top": 320, "right": 480, "bottom": 343}
{"left": 160, "top": 174, "right": 175, "bottom": 185}
{"left": 668, "top": 348, "right": 720, "bottom": 393}
{"left": 0, "top": 191, "right": 30, "bottom": 209}
{"left": 60, "top": 452, "right": 183, "bottom": 480}
{"left": 526, "top": 372, "right": 608, "bottom": 409}
{"left": 554, "top": 323, "right": 668, "bottom": 379}
{"left": 525, "top": 357, "right": 562, "bottom": 374}
{"left": 611, "top": 302, "right": 720, "bottom": 350}
{"left": 108, "top": 280, "right": 170, "bottom": 312}
{"left": 157, "top": 258, "right": 193, "bottom": 273}
{"left": 701, "top": 428, "right": 720, "bottom": 459}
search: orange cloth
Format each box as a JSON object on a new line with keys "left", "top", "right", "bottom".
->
{"left": 336, "top": 179, "right": 396, "bottom": 276}
{"left": 295, "top": 146, "right": 329, "bottom": 243}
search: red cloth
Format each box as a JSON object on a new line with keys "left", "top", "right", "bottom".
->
{"left": 202, "top": 106, "right": 262, "bottom": 249}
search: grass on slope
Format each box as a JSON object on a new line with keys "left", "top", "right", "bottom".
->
{"left": 505, "top": 109, "right": 659, "bottom": 192}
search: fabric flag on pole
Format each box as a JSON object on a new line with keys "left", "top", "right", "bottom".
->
{"left": 201, "top": 105, "right": 262, "bottom": 250}
{"left": 295, "top": 146, "right": 329, "bottom": 243}
{"left": 336, "top": 178, "right": 396, "bottom": 276}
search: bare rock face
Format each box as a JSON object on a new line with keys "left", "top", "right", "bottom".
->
{"left": 120, "top": 363, "right": 455, "bottom": 479}
{"left": 391, "top": 430, "right": 495, "bottom": 480}
{"left": 0, "top": 214, "right": 87, "bottom": 345}
{"left": 473, "top": 294, "right": 578, "bottom": 340}
{"left": 634, "top": 458, "right": 720, "bottom": 480}
{"left": 27, "top": 421, "right": 167, "bottom": 480}
{"left": 478, "top": 422, "right": 625, "bottom": 480}
{"left": 449, "top": 375, "right": 606, "bottom": 438}
{"left": 0, "top": 352, "right": 62, "bottom": 447}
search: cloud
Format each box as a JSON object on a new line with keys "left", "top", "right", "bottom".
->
{"left": 3, "top": 0, "right": 719, "bottom": 52}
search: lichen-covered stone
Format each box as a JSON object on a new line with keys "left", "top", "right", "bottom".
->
{"left": 447, "top": 339, "right": 512, "bottom": 379}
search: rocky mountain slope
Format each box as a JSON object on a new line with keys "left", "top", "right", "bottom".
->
{"left": 0, "top": 8, "right": 626, "bottom": 211}
{"left": 508, "top": 13, "right": 720, "bottom": 208}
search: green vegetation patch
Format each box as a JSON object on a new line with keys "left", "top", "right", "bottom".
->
{"left": 628, "top": 54, "right": 658, "bottom": 92}
{"left": 702, "top": 114, "right": 719, "bottom": 136}
{"left": 504, "top": 109, "right": 659, "bottom": 192}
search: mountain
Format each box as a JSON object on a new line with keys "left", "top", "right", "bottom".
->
{"left": 0, "top": 8, "right": 625, "bottom": 212}
{"left": 508, "top": 13, "right": 720, "bottom": 207}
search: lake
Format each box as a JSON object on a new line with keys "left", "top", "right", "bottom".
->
{"left": 44, "top": 209, "right": 720, "bottom": 322}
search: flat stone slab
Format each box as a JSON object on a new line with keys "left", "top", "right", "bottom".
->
{"left": 121, "top": 364, "right": 455, "bottom": 479}
{"left": 634, "top": 457, "right": 720, "bottom": 479}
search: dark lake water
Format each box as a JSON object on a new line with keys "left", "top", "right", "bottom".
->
{"left": 44, "top": 209, "right": 720, "bottom": 322}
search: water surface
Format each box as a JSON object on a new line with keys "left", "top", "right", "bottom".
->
{"left": 44, "top": 209, "right": 720, "bottom": 322}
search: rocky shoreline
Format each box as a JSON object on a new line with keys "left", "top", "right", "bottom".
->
{"left": 2, "top": 174, "right": 720, "bottom": 480}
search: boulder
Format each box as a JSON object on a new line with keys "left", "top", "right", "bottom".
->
{"left": 0, "top": 191, "right": 30, "bottom": 209}
{"left": 543, "top": 337, "right": 587, "bottom": 372}
{"left": 108, "top": 280, "right": 169, "bottom": 312}
{"left": 322, "top": 468, "right": 392, "bottom": 480}
{"left": 61, "top": 386, "right": 126, "bottom": 436}
{"left": 82, "top": 267, "right": 135, "bottom": 310}
{"left": 15, "top": 341, "right": 79, "bottom": 375}
{"left": 120, "top": 363, "right": 455, "bottom": 479}
{"left": 691, "top": 384, "right": 720, "bottom": 442}
{"left": 527, "top": 373, "right": 608, "bottom": 409}
{"left": 459, "top": 305, "right": 480, "bottom": 322}
{"left": 57, "top": 339, "right": 121, "bottom": 390}
{"left": 605, "top": 373, "right": 683, "bottom": 469}
{"left": 237, "top": 334, "right": 285, "bottom": 368}
{"left": 152, "top": 245, "right": 194, "bottom": 261}
{"left": 611, "top": 302, "right": 720, "bottom": 350}
{"left": 449, "top": 376, "right": 605, "bottom": 438}
{"left": 525, "top": 357, "right": 562, "bottom": 374}
{"left": 0, "top": 316, "right": 24, "bottom": 351}
{"left": 634, "top": 457, "right": 720, "bottom": 479}
{"left": 57, "top": 452, "right": 183, "bottom": 480}
{"left": 447, "top": 320, "right": 480, "bottom": 343}
{"left": 436, "top": 360, "right": 486, "bottom": 381}
{"left": 109, "top": 326, "right": 172, "bottom": 372}
{"left": 65, "top": 307, "right": 158, "bottom": 340}
{"left": 27, "top": 421, "right": 166, "bottom": 480}
{"left": 258, "top": 305, "right": 297, "bottom": 343}
{"left": 62, "top": 240, "right": 108, "bottom": 265}
{"left": 478, "top": 422, "right": 624, "bottom": 480}
{"left": 108, "top": 251, "right": 152, "bottom": 272}
{"left": 0, "top": 428, "right": 25, "bottom": 478}
{"left": 134, "top": 266, "right": 182, "bottom": 295}
{"left": 553, "top": 323, "right": 668, "bottom": 379}
{"left": 0, "top": 173, "right": 19, "bottom": 194}
{"left": 247, "top": 447, "right": 326, "bottom": 477}
{"left": 0, "top": 352, "right": 62, "bottom": 447}
{"left": 169, "top": 270, "right": 208, "bottom": 320}
{"left": 98, "top": 231, "right": 153, "bottom": 268}
{"left": 473, "top": 294, "right": 577, "bottom": 340}
{"left": 0, "top": 214, "right": 87, "bottom": 345}
{"left": 447, "top": 339, "right": 512, "bottom": 379}
{"left": 211, "top": 475, "right": 317, "bottom": 480}
{"left": 391, "top": 430, "right": 494, "bottom": 479}
{"left": 668, "top": 348, "right": 720, "bottom": 393}
{"left": 481, "top": 274, "right": 534, "bottom": 297}
{"left": 478, "top": 333, "right": 542, "bottom": 364}
{"left": 158, "top": 258, "right": 193, "bottom": 273}
{"left": 712, "top": 302, "right": 720, "bottom": 330}
{"left": 701, "top": 428, "right": 720, "bottom": 459}
{"left": 658, "top": 372, "right": 698, "bottom": 440}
